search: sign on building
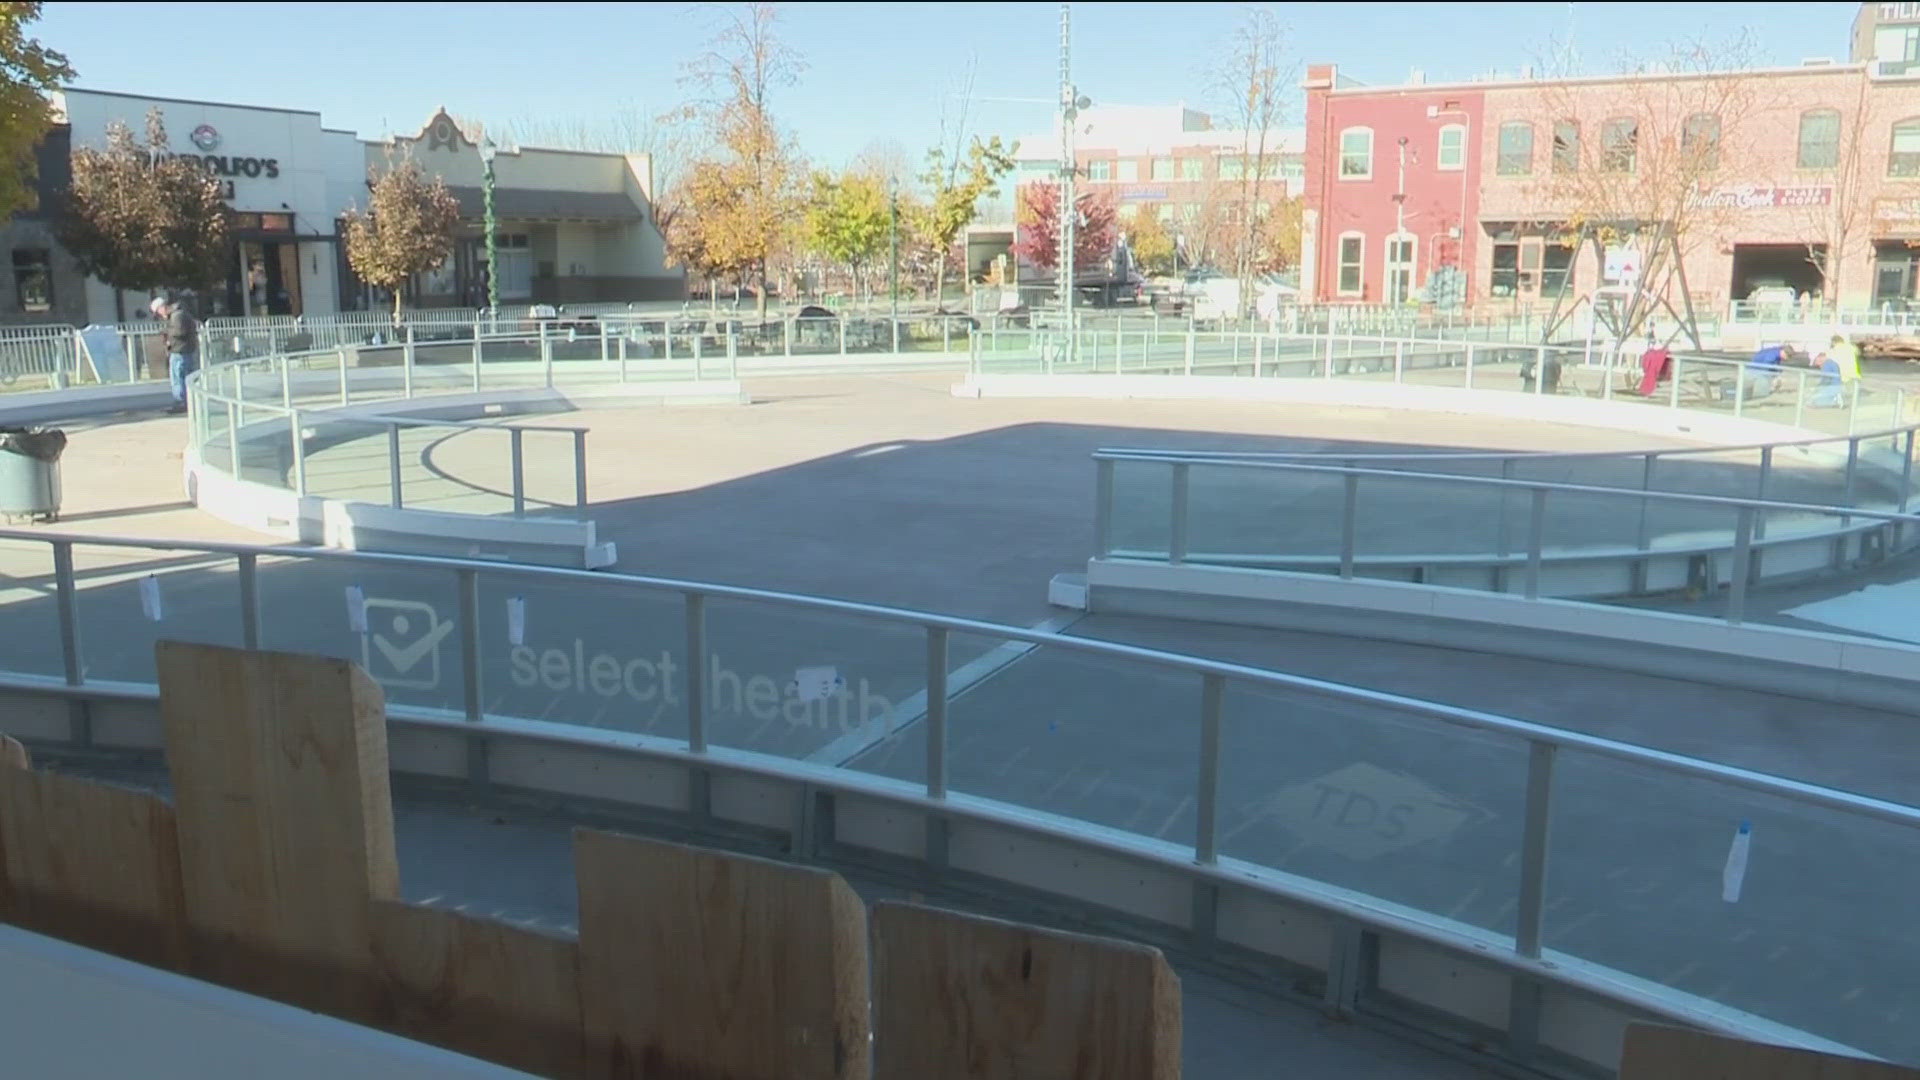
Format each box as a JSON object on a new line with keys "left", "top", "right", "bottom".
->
{"left": 1695, "top": 184, "right": 1833, "bottom": 210}
{"left": 1604, "top": 246, "right": 1643, "bottom": 285}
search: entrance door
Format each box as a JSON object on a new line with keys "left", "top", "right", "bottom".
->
{"left": 1385, "top": 234, "right": 1416, "bottom": 305}
{"left": 1875, "top": 258, "right": 1913, "bottom": 308}
{"left": 237, "top": 240, "right": 303, "bottom": 317}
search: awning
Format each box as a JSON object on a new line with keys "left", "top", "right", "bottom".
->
{"left": 446, "top": 186, "right": 646, "bottom": 223}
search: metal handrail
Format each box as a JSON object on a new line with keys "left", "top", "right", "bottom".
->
{"left": 9, "top": 524, "right": 1920, "bottom": 832}
{"left": 3, "top": 523, "right": 1918, "bottom": 1065}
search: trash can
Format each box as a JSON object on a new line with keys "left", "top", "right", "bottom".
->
{"left": 0, "top": 426, "right": 66, "bottom": 523}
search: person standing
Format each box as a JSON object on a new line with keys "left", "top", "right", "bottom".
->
{"left": 153, "top": 292, "right": 199, "bottom": 414}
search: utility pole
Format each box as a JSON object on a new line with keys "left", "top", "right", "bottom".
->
{"left": 889, "top": 174, "right": 900, "bottom": 352}
{"left": 1392, "top": 135, "right": 1408, "bottom": 305}
{"left": 481, "top": 137, "right": 499, "bottom": 328}
{"left": 1058, "top": 3, "right": 1088, "bottom": 367}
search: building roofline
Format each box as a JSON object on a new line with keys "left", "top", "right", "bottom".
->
{"left": 59, "top": 86, "right": 325, "bottom": 118}
{"left": 1322, "top": 60, "right": 1877, "bottom": 97}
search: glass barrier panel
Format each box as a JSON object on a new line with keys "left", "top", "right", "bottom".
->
{"left": 1545, "top": 748, "right": 1920, "bottom": 1062}
{"left": 258, "top": 555, "right": 466, "bottom": 715}
{"left": 0, "top": 540, "right": 68, "bottom": 680}
{"left": 473, "top": 572, "right": 686, "bottom": 738}
{"left": 1106, "top": 457, "right": 1175, "bottom": 559}
{"left": 69, "top": 542, "right": 245, "bottom": 686}
{"left": 938, "top": 640, "right": 1199, "bottom": 836}
{"left": 696, "top": 596, "right": 959, "bottom": 762}
{"left": 1219, "top": 679, "right": 1528, "bottom": 936}
{"left": 1352, "top": 473, "right": 1507, "bottom": 565}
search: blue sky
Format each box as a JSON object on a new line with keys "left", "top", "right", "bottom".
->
{"left": 38, "top": 1, "right": 1862, "bottom": 166}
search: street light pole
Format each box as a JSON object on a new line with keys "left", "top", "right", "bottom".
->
{"left": 889, "top": 175, "right": 900, "bottom": 352}
{"left": 481, "top": 137, "right": 499, "bottom": 330}
{"left": 1058, "top": 3, "right": 1087, "bottom": 368}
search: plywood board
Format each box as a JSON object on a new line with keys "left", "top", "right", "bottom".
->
{"left": 871, "top": 901, "right": 1181, "bottom": 1080}
{"left": 0, "top": 761, "right": 187, "bottom": 972}
{"left": 370, "top": 899, "right": 585, "bottom": 1079}
{"left": 1622, "top": 1024, "right": 1920, "bottom": 1079}
{"left": 573, "top": 830, "right": 869, "bottom": 1079}
{"left": 156, "top": 641, "right": 400, "bottom": 1023}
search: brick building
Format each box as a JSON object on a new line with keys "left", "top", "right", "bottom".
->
{"left": 997, "top": 105, "right": 1303, "bottom": 274}
{"left": 1302, "top": 4, "right": 1920, "bottom": 315}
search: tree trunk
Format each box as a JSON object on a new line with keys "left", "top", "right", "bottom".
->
{"left": 933, "top": 248, "right": 949, "bottom": 313}
{"left": 756, "top": 260, "right": 769, "bottom": 320}
{"left": 392, "top": 287, "right": 403, "bottom": 326}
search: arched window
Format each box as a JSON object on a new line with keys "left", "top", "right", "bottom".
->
{"left": 1496, "top": 121, "right": 1533, "bottom": 176}
{"left": 1600, "top": 116, "right": 1638, "bottom": 173}
{"left": 1890, "top": 117, "right": 1920, "bottom": 178}
{"left": 1437, "top": 124, "right": 1466, "bottom": 171}
{"left": 1338, "top": 127, "right": 1373, "bottom": 180}
{"left": 1683, "top": 112, "right": 1721, "bottom": 171}
{"left": 1798, "top": 109, "right": 1841, "bottom": 170}
{"left": 1552, "top": 120, "right": 1580, "bottom": 174}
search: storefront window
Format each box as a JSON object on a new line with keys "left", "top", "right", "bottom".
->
{"left": 1890, "top": 118, "right": 1920, "bottom": 178}
{"left": 1496, "top": 122, "right": 1533, "bottom": 176}
{"left": 1542, "top": 244, "right": 1575, "bottom": 296}
{"left": 1180, "top": 157, "right": 1205, "bottom": 181}
{"left": 1798, "top": 109, "right": 1840, "bottom": 170}
{"left": 1116, "top": 159, "right": 1138, "bottom": 183}
{"left": 1151, "top": 158, "right": 1174, "bottom": 181}
{"left": 1490, "top": 243, "right": 1519, "bottom": 297}
{"left": 11, "top": 249, "right": 50, "bottom": 314}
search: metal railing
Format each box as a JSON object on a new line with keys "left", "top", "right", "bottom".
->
{"left": 1728, "top": 298, "right": 1918, "bottom": 330}
{"left": 184, "top": 330, "right": 653, "bottom": 518}
{"left": 0, "top": 526, "right": 1914, "bottom": 1064}
{"left": 1094, "top": 449, "right": 1920, "bottom": 616}
{"left": 969, "top": 328, "right": 1909, "bottom": 437}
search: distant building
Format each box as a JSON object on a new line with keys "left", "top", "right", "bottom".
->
{"left": 967, "top": 105, "right": 1305, "bottom": 284}
{"left": 0, "top": 89, "right": 682, "bottom": 325}
{"left": 1301, "top": 5, "right": 1920, "bottom": 313}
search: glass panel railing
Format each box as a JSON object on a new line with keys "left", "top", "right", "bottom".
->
{"left": 258, "top": 557, "right": 467, "bottom": 716}
{"left": 1221, "top": 680, "right": 1529, "bottom": 936}
{"left": 474, "top": 571, "right": 686, "bottom": 739}
{"left": 68, "top": 543, "right": 245, "bottom": 686}
{"left": 1545, "top": 748, "right": 1920, "bottom": 1063}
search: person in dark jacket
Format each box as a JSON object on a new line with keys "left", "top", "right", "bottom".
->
{"left": 152, "top": 292, "right": 199, "bottom": 414}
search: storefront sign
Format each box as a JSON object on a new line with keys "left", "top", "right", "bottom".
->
{"left": 165, "top": 126, "right": 281, "bottom": 187}
{"left": 1875, "top": 196, "right": 1920, "bottom": 224}
{"left": 1695, "top": 184, "right": 1832, "bottom": 210}
{"left": 1116, "top": 185, "right": 1169, "bottom": 201}
{"left": 1880, "top": 2, "right": 1920, "bottom": 24}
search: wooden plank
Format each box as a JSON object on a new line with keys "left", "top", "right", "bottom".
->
{"left": 0, "top": 759, "right": 188, "bottom": 972}
{"left": 370, "top": 899, "right": 586, "bottom": 1080}
{"left": 0, "top": 735, "right": 26, "bottom": 768}
{"left": 871, "top": 901, "right": 1182, "bottom": 1080}
{"left": 573, "top": 830, "right": 869, "bottom": 1079}
{"left": 156, "top": 641, "right": 399, "bottom": 1024}
{"left": 1621, "top": 1024, "right": 1920, "bottom": 1079}
{"left": 0, "top": 736, "right": 23, "bottom": 918}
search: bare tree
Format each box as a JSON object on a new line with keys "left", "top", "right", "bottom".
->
{"left": 1209, "top": 6, "right": 1292, "bottom": 315}
{"left": 1776, "top": 65, "right": 1874, "bottom": 306}
{"left": 1529, "top": 33, "right": 1765, "bottom": 347}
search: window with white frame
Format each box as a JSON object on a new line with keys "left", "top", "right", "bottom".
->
{"left": 1437, "top": 125, "right": 1466, "bottom": 171}
{"left": 1087, "top": 159, "right": 1111, "bottom": 181}
{"left": 1117, "top": 159, "right": 1138, "bottom": 182}
{"left": 1338, "top": 128, "right": 1373, "bottom": 179}
{"left": 1337, "top": 232, "right": 1364, "bottom": 295}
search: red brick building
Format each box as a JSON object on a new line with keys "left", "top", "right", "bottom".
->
{"left": 1303, "top": 33, "right": 1920, "bottom": 315}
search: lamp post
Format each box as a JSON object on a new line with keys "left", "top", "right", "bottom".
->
{"left": 480, "top": 137, "right": 498, "bottom": 328}
{"left": 888, "top": 174, "right": 900, "bottom": 352}
{"left": 1058, "top": 3, "right": 1088, "bottom": 367}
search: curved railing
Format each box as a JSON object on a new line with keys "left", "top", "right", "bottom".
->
{"left": 0, "top": 527, "right": 1915, "bottom": 1072}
